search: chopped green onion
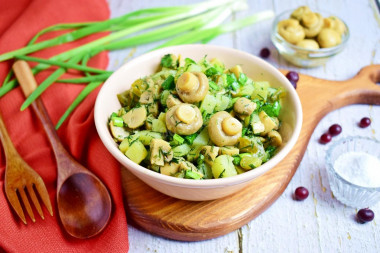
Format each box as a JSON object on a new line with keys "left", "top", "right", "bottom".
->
{"left": 226, "top": 74, "right": 239, "bottom": 91}
{"left": 185, "top": 58, "right": 197, "bottom": 65}
{"left": 161, "top": 75, "right": 175, "bottom": 90}
{"left": 185, "top": 170, "right": 201, "bottom": 180}
{"left": 161, "top": 54, "right": 174, "bottom": 68}
{"left": 111, "top": 116, "right": 124, "bottom": 127}
{"left": 261, "top": 101, "right": 281, "bottom": 117}
{"left": 205, "top": 67, "right": 219, "bottom": 77}
{"left": 173, "top": 134, "right": 185, "bottom": 145}
{"left": 209, "top": 81, "right": 219, "bottom": 90}
{"left": 238, "top": 73, "right": 248, "bottom": 85}
{"left": 184, "top": 132, "right": 198, "bottom": 145}
{"left": 232, "top": 155, "right": 241, "bottom": 165}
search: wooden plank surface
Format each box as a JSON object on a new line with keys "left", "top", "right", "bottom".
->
{"left": 107, "top": 0, "right": 380, "bottom": 252}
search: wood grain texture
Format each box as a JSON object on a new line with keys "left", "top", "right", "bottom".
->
{"left": 121, "top": 65, "right": 380, "bottom": 241}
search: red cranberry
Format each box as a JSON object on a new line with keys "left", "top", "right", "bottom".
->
{"left": 359, "top": 117, "right": 371, "bottom": 128}
{"left": 286, "top": 71, "right": 299, "bottom": 83}
{"left": 357, "top": 208, "right": 374, "bottom": 223}
{"left": 328, "top": 124, "right": 342, "bottom": 136}
{"left": 320, "top": 133, "right": 332, "bottom": 144}
{"left": 259, "top": 48, "right": 270, "bottom": 58}
{"left": 294, "top": 186, "right": 309, "bottom": 200}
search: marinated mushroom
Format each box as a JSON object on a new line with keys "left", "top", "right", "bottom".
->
{"left": 323, "top": 16, "right": 346, "bottom": 35}
{"left": 296, "top": 39, "right": 320, "bottom": 49}
{"left": 208, "top": 111, "right": 242, "bottom": 147}
{"left": 166, "top": 94, "right": 182, "bottom": 108}
{"left": 176, "top": 72, "right": 209, "bottom": 103}
{"left": 219, "top": 146, "right": 240, "bottom": 156}
{"left": 317, "top": 28, "right": 341, "bottom": 48}
{"left": 109, "top": 121, "right": 129, "bottom": 141}
{"left": 277, "top": 19, "right": 305, "bottom": 44}
{"left": 139, "top": 89, "right": 154, "bottom": 104}
{"left": 233, "top": 97, "right": 257, "bottom": 120}
{"left": 302, "top": 12, "right": 323, "bottom": 38}
{"left": 122, "top": 106, "right": 147, "bottom": 129}
{"left": 165, "top": 103, "right": 203, "bottom": 135}
{"left": 268, "top": 130, "right": 283, "bottom": 147}
{"left": 150, "top": 139, "right": 173, "bottom": 166}
{"left": 160, "top": 162, "right": 180, "bottom": 176}
{"left": 200, "top": 146, "right": 220, "bottom": 165}
{"left": 179, "top": 160, "right": 204, "bottom": 178}
{"left": 258, "top": 110, "right": 277, "bottom": 135}
{"left": 290, "top": 6, "right": 312, "bottom": 21}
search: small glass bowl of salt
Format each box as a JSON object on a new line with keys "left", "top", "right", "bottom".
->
{"left": 325, "top": 136, "right": 380, "bottom": 208}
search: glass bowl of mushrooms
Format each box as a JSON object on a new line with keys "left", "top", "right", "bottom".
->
{"left": 271, "top": 6, "right": 349, "bottom": 68}
{"left": 94, "top": 44, "right": 302, "bottom": 201}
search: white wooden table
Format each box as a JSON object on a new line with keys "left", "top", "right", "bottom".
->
{"left": 107, "top": 0, "right": 380, "bottom": 252}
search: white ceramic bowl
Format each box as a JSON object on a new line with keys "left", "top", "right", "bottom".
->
{"left": 94, "top": 44, "right": 302, "bottom": 201}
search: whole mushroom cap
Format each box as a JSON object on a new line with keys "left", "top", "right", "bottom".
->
{"left": 296, "top": 39, "right": 320, "bottom": 49}
{"left": 165, "top": 103, "right": 203, "bottom": 135}
{"left": 176, "top": 72, "right": 209, "bottom": 103}
{"left": 208, "top": 111, "right": 242, "bottom": 147}
{"left": 317, "top": 28, "right": 341, "bottom": 48}
{"left": 302, "top": 12, "right": 324, "bottom": 38}
{"left": 277, "top": 19, "right": 305, "bottom": 44}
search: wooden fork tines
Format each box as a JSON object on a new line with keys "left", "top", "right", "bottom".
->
{"left": 0, "top": 112, "right": 53, "bottom": 224}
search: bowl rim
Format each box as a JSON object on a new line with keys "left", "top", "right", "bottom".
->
{"left": 325, "top": 136, "right": 380, "bottom": 191}
{"left": 271, "top": 9, "right": 350, "bottom": 55}
{"left": 94, "top": 44, "right": 303, "bottom": 187}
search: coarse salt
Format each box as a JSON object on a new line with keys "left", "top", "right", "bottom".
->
{"left": 333, "top": 151, "right": 380, "bottom": 188}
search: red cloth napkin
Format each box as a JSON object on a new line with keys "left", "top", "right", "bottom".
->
{"left": 0, "top": 0, "right": 129, "bottom": 252}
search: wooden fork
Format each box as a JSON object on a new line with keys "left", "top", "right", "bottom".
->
{"left": 0, "top": 111, "right": 53, "bottom": 224}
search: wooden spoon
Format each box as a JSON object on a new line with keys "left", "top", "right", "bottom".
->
{"left": 13, "top": 60, "right": 112, "bottom": 239}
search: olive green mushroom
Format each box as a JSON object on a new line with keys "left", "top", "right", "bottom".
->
{"left": 233, "top": 97, "right": 257, "bottom": 120}
{"left": 277, "top": 19, "right": 305, "bottom": 44}
{"left": 290, "top": 6, "right": 312, "bottom": 21}
{"left": 302, "top": 12, "right": 323, "bottom": 38}
{"left": 208, "top": 111, "right": 242, "bottom": 147}
{"left": 317, "top": 28, "right": 341, "bottom": 48}
{"left": 150, "top": 139, "right": 173, "bottom": 166}
{"left": 165, "top": 103, "right": 203, "bottom": 135}
{"left": 296, "top": 39, "right": 320, "bottom": 49}
{"left": 122, "top": 106, "right": 147, "bottom": 129}
{"left": 176, "top": 72, "right": 209, "bottom": 103}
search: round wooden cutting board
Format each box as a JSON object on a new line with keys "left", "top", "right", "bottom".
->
{"left": 121, "top": 65, "right": 380, "bottom": 241}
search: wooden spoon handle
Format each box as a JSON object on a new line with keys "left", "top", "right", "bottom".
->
{"left": 12, "top": 60, "right": 69, "bottom": 162}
